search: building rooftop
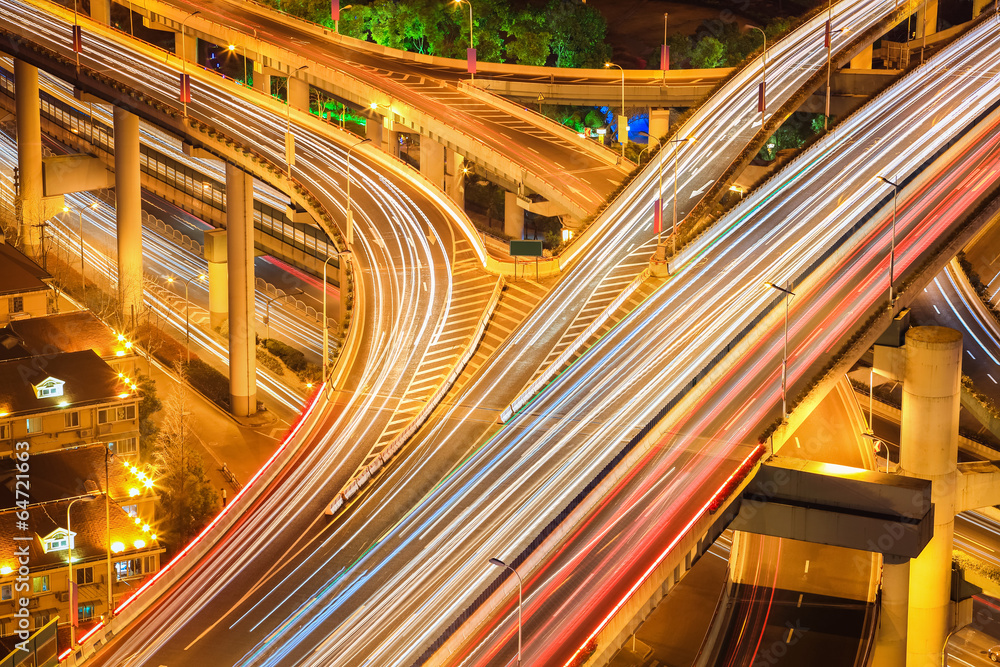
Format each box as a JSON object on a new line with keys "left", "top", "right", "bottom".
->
{"left": 0, "top": 349, "right": 131, "bottom": 417}
{"left": 0, "top": 241, "right": 50, "bottom": 297}
{"left": 0, "top": 311, "right": 132, "bottom": 361}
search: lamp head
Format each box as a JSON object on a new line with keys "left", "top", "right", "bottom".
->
{"left": 488, "top": 557, "right": 507, "bottom": 568}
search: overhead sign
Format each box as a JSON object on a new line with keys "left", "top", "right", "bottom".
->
{"left": 510, "top": 240, "right": 543, "bottom": 257}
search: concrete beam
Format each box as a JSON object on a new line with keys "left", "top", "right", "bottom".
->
{"left": 729, "top": 456, "right": 934, "bottom": 560}
{"left": 956, "top": 462, "right": 1000, "bottom": 512}
{"left": 41, "top": 154, "right": 113, "bottom": 196}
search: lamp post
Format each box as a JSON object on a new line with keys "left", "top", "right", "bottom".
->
{"left": 63, "top": 201, "right": 99, "bottom": 301}
{"left": 345, "top": 137, "right": 372, "bottom": 247}
{"left": 286, "top": 64, "right": 309, "bottom": 183}
{"left": 604, "top": 62, "right": 626, "bottom": 158}
{"left": 669, "top": 136, "right": 694, "bottom": 255}
{"left": 662, "top": 12, "right": 669, "bottom": 84}
{"left": 180, "top": 10, "right": 201, "bottom": 118}
{"left": 824, "top": 0, "right": 833, "bottom": 131}
{"left": 263, "top": 290, "right": 303, "bottom": 342}
{"left": 67, "top": 492, "right": 99, "bottom": 648}
{"left": 877, "top": 175, "right": 899, "bottom": 309}
{"left": 764, "top": 280, "right": 795, "bottom": 421}
{"left": 454, "top": 0, "right": 475, "bottom": 82}
{"left": 334, "top": 4, "right": 353, "bottom": 33}
{"left": 748, "top": 26, "right": 767, "bottom": 120}
{"left": 165, "top": 274, "right": 206, "bottom": 363}
{"left": 489, "top": 558, "right": 522, "bottom": 665}
{"left": 862, "top": 432, "right": 889, "bottom": 473}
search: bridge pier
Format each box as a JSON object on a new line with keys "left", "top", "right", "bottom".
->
{"left": 14, "top": 60, "right": 42, "bottom": 258}
{"left": 900, "top": 327, "right": 961, "bottom": 665}
{"left": 288, "top": 74, "right": 309, "bottom": 112}
{"left": 504, "top": 191, "right": 524, "bottom": 239}
{"left": 366, "top": 114, "right": 385, "bottom": 151}
{"left": 850, "top": 44, "right": 874, "bottom": 69}
{"left": 973, "top": 0, "right": 993, "bottom": 17}
{"left": 914, "top": 0, "right": 939, "bottom": 39}
{"left": 113, "top": 106, "right": 143, "bottom": 326}
{"left": 89, "top": 0, "right": 110, "bottom": 24}
{"left": 648, "top": 108, "right": 670, "bottom": 143}
{"left": 446, "top": 149, "right": 465, "bottom": 209}
{"left": 225, "top": 163, "right": 257, "bottom": 417}
{"left": 419, "top": 135, "right": 444, "bottom": 190}
{"left": 203, "top": 229, "right": 228, "bottom": 329}
{"left": 872, "top": 559, "right": 910, "bottom": 666}
{"left": 174, "top": 31, "right": 197, "bottom": 63}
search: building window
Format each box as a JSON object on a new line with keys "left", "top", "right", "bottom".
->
{"left": 98, "top": 405, "right": 135, "bottom": 424}
{"left": 42, "top": 529, "right": 73, "bottom": 553}
{"left": 113, "top": 437, "right": 138, "bottom": 457}
{"left": 122, "top": 504, "right": 137, "bottom": 517}
{"left": 64, "top": 411, "right": 80, "bottom": 428}
{"left": 33, "top": 613, "right": 49, "bottom": 630}
{"left": 9, "top": 296, "right": 23, "bottom": 314}
{"left": 25, "top": 417, "right": 41, "bottom": 434}
{"left": 32, "top": 377, "right": 65, "bottom": 399}
{"left": 1, "top": 585, "right": 11, "bottom": 600}
{"left": 31, "top": 576, "right": 48, "bottom": 594}
{"left": 0, "top": 423, "right": 8, "bottom": 440}
{"left": 78, "top": 604, "right": 95, "bottom": 622}
{"left": 114, "top": 559, "right": 141, "bottom": 580}
{"left": 143, "top": 556, "right": 157, "bottom": 575}
{"left": 76, "top": 567, "right": 93, "bottom": 586}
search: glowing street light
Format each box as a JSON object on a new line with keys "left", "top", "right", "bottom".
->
{"left": 604, "top": 62, "right": 626, "bottom": 158}
{"left": 876, "top": 175, "right": 899, "bottom": 309}
{"left": 453, "top": 0, "right": 475, "bottom": 81}
{"left": 488, "top": 558, "right": 522, "bottom": 665}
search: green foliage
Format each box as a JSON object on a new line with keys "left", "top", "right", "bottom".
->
{"left": 182, "top": 359, "right": 232, "bottom": 410}
{"left": 758, "top": 112, "right": 824, "bottom": 161}
{"left": 263, "top": 339, "right": 321, "bottom": 382}
{"left": 152, "top": 382, "right": 220, "bottom": 548}
{"left": 546, "top": 0, "right": 611, "bottom": 68}
{"left": 256, "top": 346, "right": 286, "bottom": 376}
{"left": 136, "top": 373, "right": 162, "bottom": 464}
{"left": 504, "top": 10, "right": 551, "bottom": 66}
{"left": 690, "top": 37, "right": 726, "bottom": 69}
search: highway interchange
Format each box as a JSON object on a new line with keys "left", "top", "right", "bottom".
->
{"left": 6, "top": 0, "right": 1000, "bottom": 664}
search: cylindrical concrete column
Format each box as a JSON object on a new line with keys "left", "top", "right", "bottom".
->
{"left": 446, "top": 149, "right": 465, "bottom": 208}
{"left": 872, "top": 558, "right": 910, "bottom": 667}
{"left": 113, "top": 106, "right": 143, "bottom": 325}
{"left": 900, "top": 326, "right": 961, "bottom": 666}
{"left": 849, "top": 44, "right": 874, "bottom": 70}
{"left": 203, "top": 229, "right": 228, "bottom": 329}
{"left": 648, "top": 108, "right": 670, "bottom": 144}
{"left": 419, "top": 137, "right": 445, "bottom": 191}
{"left": 14, "top": 60, "right": 42, "bottom": 257}
{"left": 225, "top": 163, "right": 257, "bottom": 417}
{"left": 288, "top": 75, "right": 309, "bottom": 112}
{"left": 504, "top": 191, "right": 524, "bottom": 239}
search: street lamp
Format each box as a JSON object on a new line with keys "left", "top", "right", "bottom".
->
{"left": 877, "top": 175, "right": 899, "bottom": 309}
{"left": 862, "top": 432, "right": 889, "bottom": 473}
{"left": 454, "top": 0, "right": 475, "bottom": 81}
{"left": 489, "top": 557, "right": 522, "bottom": 665}
{"left": 67, "top": 491, "right": 99, "bottom": 648}
{"left": 748, "top": 26, "right": 767, "bottom": 119}
{"left": 604, "top": 62, "right": 626, "bottom": 158}
{"left": 345, "top": 137, "right": 372, "bottom": 247}
{"left": 180, "top": 10, "right": 201, "bottom": 118}
{"left": 63, "top": 201, "right": 99, "bottom": 301}
{"left": 764, "top": 280, "right": 795, "bottom": 421}
{"left": 165, "top": 274, "right": 207, "bottom": 363}
{"left": 334, "top": 4, "right": 353, "bottom": 33}
{"left": 263, "top": 289, "right": 303, "bottom": 341}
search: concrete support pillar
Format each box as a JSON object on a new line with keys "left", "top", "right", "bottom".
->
{"left": 225, "top": 163, "right": 257, "bottom": 416}
{"left": 446, "top": 149, "right": 465, "bottom": 209}
{"left": 914, "top": 0, "right": 939, "bottom": 38}
{"left": 504, "top": 191, "right": 524, "bottom": 240}
{"left": 900, "top": 326, "right": 961, "bottom": 666}
{"left": 14, "top": 60, "right": 42, "bottom": 257}
{"left": 419, "top": 137, "right": 445, "bottom": 191}
{"left": 89, "top": 0, "right": 111, "bottom": 24}
{"left": 871, "top": 559, "right": 910, "bottom": 667}
{"left": 113, "top": 106, "right": 143, "bottom": 325}
{"left": 287, "top": 75, "right": 309, "bottom": 112}
{"left": 648, "top": 108, "right": 670, "bottom": 144}
{"left": 386, "top": 129, "right": 400, "bottom": 158}
{"left": 203, "top": 229, "right": 228, "bottom": 329}
{"left": 850, "top": 44, "right": 873, "bottom": 70}
{"left": 973, "top": 0, "right": 993, "bottom": 17}
{"left": 366, "top": 115, "right": 385, "bottom": 150}
{"left": 252, "top": 65, "right": 269, "bottom": 94}
{"left": 174, "top": 31, "right": 197, "bottom": 62}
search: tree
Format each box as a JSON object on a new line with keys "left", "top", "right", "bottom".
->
{"left": 504, "top": 10, "right": 551, "bottom": 65}
{"left": 152, "top": 379, "right": 219, "bottom": 548}
{"left": 135, "top": 372, "right": 162, "bottom": 464}
{"left": 546, "top": 0, "right": 612, "bottom": 69}
{"left": 690, "top": 37, "right": 726, "bottom": 69}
